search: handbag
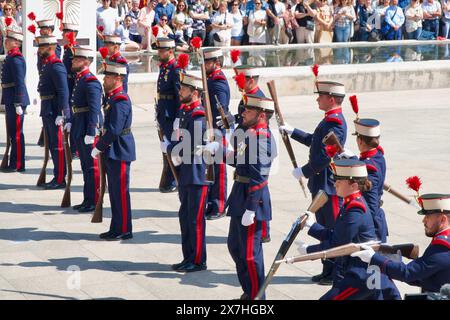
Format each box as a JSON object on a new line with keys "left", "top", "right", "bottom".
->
{"left": 381, "top": 9, "right": 397, "bottom": 36}
{"left": 306, "top": 20, "right": 315, "bottom": 31}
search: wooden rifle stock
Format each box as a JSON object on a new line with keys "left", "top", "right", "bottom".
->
{"left": 61, "top": 130, "right": 72, "bottom": 207}
{"left": 215, "top": 95, "right": 230, "bottom": 130}
{"left": 1, "top": 115, "right": 10, "bottom": 169}
{"left": 36, "top": 129, "right": 49, "bottom": 186}
{"left": 322, "top": 131, "right": 419, "bottom": 208}
{"left": 199, "top": 49, "right": 215, "bottom": 184}
{"left": 255, "top": 191, "right": 328, "bottom": 300}
{"left": 266, "top": 80, "right": 307, "bottom": 198}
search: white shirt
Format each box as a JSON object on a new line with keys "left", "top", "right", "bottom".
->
{"left": 97, "top": 7, "right": 120, "bottom": 35}
{"left": 231, "top": 10, "right": 245, "bottom": 37}
{"left": 212, "top": 11, "right": 233, "bottom": 40}
{"left": 248, "top": 9, "right": 267, "bottom": 44}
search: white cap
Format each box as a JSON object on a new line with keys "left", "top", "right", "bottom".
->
{"left": 333, "top": 159, "right": 368, "bottom": 180}
{"left": 104, "top": 62, "right": 127, "bottom": 76}
{"left": 36, "top": 35, "right": 58, "bottom": 46}
{"left": 180, "top": 73, "right": 203, "bottom": 90}
{"left": 103, "top": 35, "right": 122, "bottom": 45}
{"left": 418, "top": 194, "right": 450, "bottom": 215}
{"left": 244, "top": 95, "right": 274, "bottom": 113}
{"left": 203, "top": 48, "right": 223, "bottom": 60}
{"left": 314, "top": 81, "right": 346, "bottom": 97}
{"left": 235, "top": 65, "right": 259, "bottom": 78}
{"left": 6, "top": 30, "right": 23, "bottom": 42}
{"left": 354, "top": 119, "right": 381, "bottom": 137}
{"left": 156, "top": 37, "right": 176, "bottom": 49}
{"left": 73, "top": 46, "right": 96, "bottom": 59}
{"left": 37, "top": 19, "right": 55, "bottom": 28}
{"left": 63, "top": 23, "right": 79, "bottom": 32}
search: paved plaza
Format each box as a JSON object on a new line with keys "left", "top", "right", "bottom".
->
{"left": 0, "top": 88, "right": 449, "bottom": 300}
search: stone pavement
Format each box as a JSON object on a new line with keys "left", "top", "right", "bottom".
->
{"left": 0, "top": 88, "right": 449, "bottom": 300}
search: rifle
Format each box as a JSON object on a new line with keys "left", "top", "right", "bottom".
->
{"left": 155, "top": 98, "right": 179, "bottom": 187}
{"left": 322, "top": 131, "right": 419, "bottom": 208}
{"left": 37, "top": 127, "right": 44, "bottom": 146}
{"left": 1, "top": 116, "right": 10, "bottom": 169}
{"left": 36, "top": 129, "right": 50, "bottom": 186}
{"left": 266, "top": 80, "right": 307, "bottom": 198}
{"left": 255, "top": 190, "right": 328, "bottom": 300}
{"left": 199, "top": 49, "right": 215, "bottom": 184}
{"left": 61, "top": 129, "right": 72, "bottom": 207}
{"left": 215, "top": 95, "right": 230, "bottom": 130}
{"left": 276, "top": 241, "right": 420, "bottom": 265}
{"left": 92, "top": 150, "right": 105, "bottom": 223}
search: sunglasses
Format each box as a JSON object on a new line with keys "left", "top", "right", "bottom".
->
{"left": 161, "top": 19, "right": 168, "bottom": 21}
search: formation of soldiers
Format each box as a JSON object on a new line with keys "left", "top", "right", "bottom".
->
{"left": 0, "top": 19, "right": 449, "bottom": 300}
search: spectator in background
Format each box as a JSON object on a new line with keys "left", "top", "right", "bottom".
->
{"left": 155, "top": 0, "right": 176, "bottom": 24}
{"left": 315, "top": 0, "right": 334, "bottom": 43}
{"left": 384, "top": 0, "right": 405, "bottom": 40}
{"left": 247, "top": 0, "right": 268, "bottom": 44}
{"left": 230, "top": 0, "right": 245, "bottom": 45}
{"left": 0, "top": 2, "right": 17, "bottom": 35}
{"left": 173, "top": 0, "right": 193, "bottom": 43}
{"left": 97, "top": 0, "right": 120, "bottom": 36}
{"left": 123, "top": 0, "right": 133, "bottom": 15}
{"left": 422, "top": 0, "right": 441, "bottom": 38}
{"left": 356, "top": 0, "right": 374, "bottom": 41}
{"left": 442, "top": 0, "right": 450, "bottom": 38}
{"left": 211, "top": 0, "right": 233, "bottom": 46}
{"left": 116, "top": 14, "right": 141, "bottom": 50}
{"left": 138, "top": 0, "right": 156, "bottom": 50}
{"left": 373, "top": 0, "right": 390, "bottom": 37}
{"left": 266, "top": 0, "right": 287, "bottom": 44}
{"left": 111, "top": 0, "right": 127, "bottom": 23}
{"left": 294, "top": 0, "right": 317, "bottom": 44}
{"left": 0, "top": 0, "right": 6, "bottom": 17}
{"left": 405, "top": 0, "right": 423, "bottom": 39}
{"left": 128, "top": 0, "right": 142, "bottom": 44}
{"left": 333, "top": 0, "right": 355, "bottom": 42}
{"left": 156, "top": 13, "right": 174, "bottom": 37}
{"left": 189, "top": 0, "right": 209, "bottom": 42}
{"left": 398, "top": 0, "right": 410, "bottom": 10}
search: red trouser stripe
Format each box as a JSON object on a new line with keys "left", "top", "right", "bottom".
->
{"left": 332, "top": 287, "right": 359, "bottom": 300}
{"left": 261, "top": 221, "right": 267, "bottom": 240}
{"left": 331, "top": 195, "right": 340, "bottom": 221}
{"left": 120, "top": 161, "right": 128, "bottom": 233}
{"left": 218, "top": 137, "right": 227, "bottom": 213}
{"left": 15, "top": 114, "right": 22, "bottom": 170}
{"left": 194, "top": 186, "right": 208, "bottom": 264}
{"left": 93, "top": 137, "right": 100, "bottom": 204}
{"left": 57, "top": 126, "right": 64, "bottom": 184}
{"left": 246, "top": 223, "right": 258, "bottom": 300}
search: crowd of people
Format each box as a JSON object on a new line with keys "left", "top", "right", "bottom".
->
{"left": 96, "top": 0, "right": 450, "bottom": 53}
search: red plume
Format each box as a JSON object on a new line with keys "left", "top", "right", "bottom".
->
{"left": 27, "top": 12, "right": 36, "bottom": 21}
{"left": 27, "top": 25, "right": 36, "bottom": 35}
{"left": 311, "top": 64, "right": 319, "bottom": 77}
{"left": 234, "top": 72, "right": 246, "bottom": 90}
{"left": 325, "top": 145, "right": 339, "bottom": 159}
{"left": 67, "top": 32, "right": 77, "bottom": 46}
{"left": 56, "top": 12, "right": 64, "bottom": 21}
{"left": 349, "top": 95, "right": 359, "bottom": 115}
{"left": 190, "top": 36, "right": 202, "bottom": 49}
{"left": 406, "top": 176, "right": 422, "bottom": 193}
{"left": 152, "top": 26, "right": 159, "bottom": 38}
{"left": 231, "top": 49, "right": 241, "bottom": 64}
{"left": 97, "top": 25, "right": 104, "bottom": 33}
{"left": 99, "top": 47, "right": 109, "bottom": 60}
{"left": 177, "top": 53, "right": 189, "bottom": 70}
{"left": 5, "top": 17, "right": 13, "bottom": 27}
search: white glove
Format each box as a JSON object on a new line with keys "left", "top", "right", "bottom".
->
{"left": 195, "top": 141, "right": 220, "bottom": 156}
{"left": 63, "top": 122, "right": 71, "bottom": 133}
{"left": 91, "top": 147, "right": 101, "bottom": 159}
{"left": 160, "top": 136, "right": 170, "bottom": 154}
{"left": 84, "top": 135, "right": 95, "bottom": 145}
{"left": 279, "top": 123, "right": 294, "bottom": 136}
{"left": 350, "top": 244, "right": 376, "bottom": 263}
{"left": 303, "top": 211, "right": 316, "bottom": 229}
{"left": 292, "top": 167, "right": 304, "bottom": 180}
{"left": 241, "top": 210, "right": 256, "bottom": 226}
{"left": 15, "top": 106, "right": 23, "bottom": 115}
{"left": 55, "top": 116, "right": 64, "bottom": 126}
{"left": 173, "top": 118, "right": 180, "bottom": 131}
{"left": 338, "top": 148, "right": 356, "bottom": 159}
{"left": 296, "top": 240, "right": 309, "bottom": 255}
{"left": 171, "top": 154, "right": 183, "bottom": 166}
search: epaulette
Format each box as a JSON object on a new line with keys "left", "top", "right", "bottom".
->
{"left": 345, "top": 200, "right": 366, "bottom": 213}
{"left": 10, "top": 52, "right": 23, "bottom": 57}
{"left": 212, "top": 74, "right": 227, "bottom": 81}
{"left": 377, "top": 146, "right": 385, "bottom": 155}
{"left": 85, "top": 76, "right": 98, "bottom": 82}
{"left": 324, "top": 116, "right": 343, "bottom": 125}
{"left": 116, "top": 57, "right": 128, "bottom": 64}
{"left": 366, "top": 164, "right": 378, "bottom": 172}
{"left": 192, "top": 107, "right": 206, "bottom": 117}
{"left": 51, "top": 58, "right": 62, "bottom": 64}
{"left": 255, "top": 128, "right": 270, "bottom": 138}
{"left": 431, "top": 235, "right": 450, "bottom": 250}
{"left": 113, "top": 94, "right": 129, "bottom": 102}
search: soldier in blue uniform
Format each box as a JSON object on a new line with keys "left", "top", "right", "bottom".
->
{"left": 298, "top": 159, "right": 387, "bottom": 300}
{"left": 91, "top": 62, "right": 136, "bottom": 241}
{"left": 103, "top": 35, "right": 129, "bottom": 93}
{"left": 279, "top": 81, "right": 348, "bottom": 285}
{"left": 160, "top": 73, "right": 209, "bottom": 273}
{"left": 203, "top": 48, "right": 230, "bottom": 220}
{"left": 36, "top": 35, "right": 71, "bottom": 190}
{"left": 70, "top": 46, "right": 103, "bottom": 213}
{"left": 0, "top": 30, "right": 29, "bottom": 172}
{"left": 217, "top": 95, "right": 277, "bottom": 300}
{"left": 156, "top": 37, "right": 181, "bottom": 193}
{"left": 353, "top": 193, "right": 450, "bottom": 294}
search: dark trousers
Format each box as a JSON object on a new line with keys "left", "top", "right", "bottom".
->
{"left": 42, "top": 116, "right": 66, "bottom": 183}
{"left": 423, "top": 19, "right": 439, "bottom": 38}
{"left": 178, "top": 184, "right": 208, "bottom": 265}
{"left": 321, "top": 275, "right": 383, "bottom": 300}
{"left": 227, "top": 216, "right": 265, "bottom": 300}
{"left": 5, "top": 105, "right": 25, "bottom": 170}
{"left": 191, "top": 29, "right": 206, "bottom": 42}
{"left": 75, "top": 137, "right": 100, "bottom": 207}
{"left": 105, "top": 158, "right": 132, "bottom": 235}
{"left": 386, "top": 27, "right": 402, "bottom": 40}
{"left": 315, "top": 193, "right": 342, "bottom": 276}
